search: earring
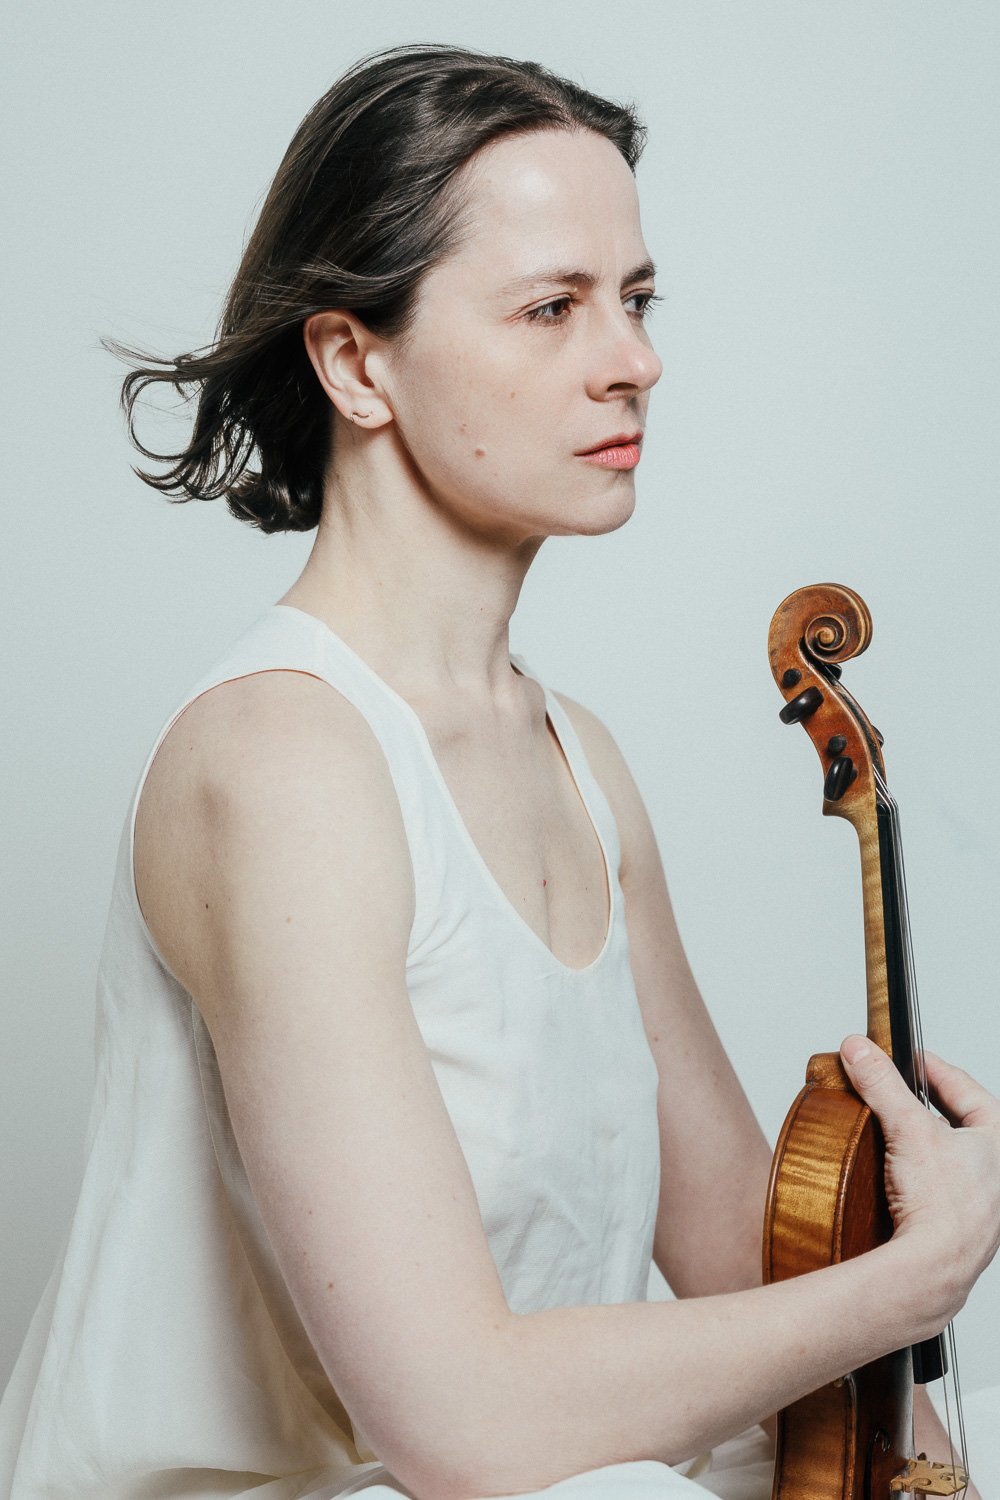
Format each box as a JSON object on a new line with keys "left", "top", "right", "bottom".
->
{"left": 351, "top": 409, "right": 371, "bottom": 422}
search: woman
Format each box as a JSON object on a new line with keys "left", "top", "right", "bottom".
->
{"left": 0, "top": 41, "right": 996, "bottom": 1500}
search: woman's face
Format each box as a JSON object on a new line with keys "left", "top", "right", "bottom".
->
{"left": 382, "top": 127, "right": 663, "bottom": 544}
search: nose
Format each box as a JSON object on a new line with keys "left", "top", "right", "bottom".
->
{"left": 586, "top": 302, "right": 663, "bottom": 400}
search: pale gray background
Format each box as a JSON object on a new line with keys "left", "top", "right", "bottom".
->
{"left": 3, "top": 0, "right": 997, "bottom": 1429}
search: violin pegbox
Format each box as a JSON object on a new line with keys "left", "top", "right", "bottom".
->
{"left": 768, "top": 582, "right": 887, "bottom": 824}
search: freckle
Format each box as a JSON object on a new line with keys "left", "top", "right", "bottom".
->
{"left": 509, "top": 390, "right": 516, "bottom": 399}
{"left": 459, "top": 422, "right": 467, "bottom": 432}
{"left": 474, "top": 446, "right": 486, "bottom": 457}
{"left": 542, "top": 878, "right": 547, "bottom": 886}
{"left": 327, "top": 1281, "right": 334, "bottom": 1290}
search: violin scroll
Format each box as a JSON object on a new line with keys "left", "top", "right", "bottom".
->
{"left": 770, "top": 582, "right": 873, "bottom": 668}
{"left": 769, "top": 583, "right": 885, "bottom": 826}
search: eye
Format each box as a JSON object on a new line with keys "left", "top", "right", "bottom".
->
{"left": 628, "top": 291, "right": 663, "bottom": 320}
{"left": 523, "top": 291, "right": 663, "bottom": 325}
{"left": 523, "top": 296, "right": 575, "bottom": 324}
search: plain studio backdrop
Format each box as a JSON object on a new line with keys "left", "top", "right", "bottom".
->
{"left": 3, "top": 0, "right": 997, "bottom": 1458}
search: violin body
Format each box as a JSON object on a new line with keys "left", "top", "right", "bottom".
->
{"left": 764, "top": 1051, "right": 911, "bottom": 1497}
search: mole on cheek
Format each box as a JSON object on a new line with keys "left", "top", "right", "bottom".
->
{"left": 474, "top": 446, "right": 487, "bottom": 458}
{"left": 509, "top": 391, "right": 516, "bottom": 399}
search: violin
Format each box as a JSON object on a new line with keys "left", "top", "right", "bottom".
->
{"left": 762, "top": 583, "right": 969, "bottom": 1498}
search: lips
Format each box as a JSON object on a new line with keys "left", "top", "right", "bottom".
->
{"left": 576, "top": 431, "right": 643, "bottom": 455}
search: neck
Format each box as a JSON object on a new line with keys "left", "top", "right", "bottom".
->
{"left": 277, "top": 430, "right": 545, "bottom": 708}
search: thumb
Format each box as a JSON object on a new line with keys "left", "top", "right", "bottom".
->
{"left": 839, "top": 1035, "right": 921, "bottom": 1140}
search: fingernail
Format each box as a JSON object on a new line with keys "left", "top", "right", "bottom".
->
{"left": 842, "top": 1036, "right": 872, "bottom": 1064}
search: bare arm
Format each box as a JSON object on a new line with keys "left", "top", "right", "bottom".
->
{"left": 138, "top": 671, "right": 514, "bottom": 1496}
{"left": 141, "top": 672, "right": 999, "bottom": 1500}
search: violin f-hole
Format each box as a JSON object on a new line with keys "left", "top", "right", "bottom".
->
{"left": 866, "top": 1428, "right": 892, "bottom": 1500}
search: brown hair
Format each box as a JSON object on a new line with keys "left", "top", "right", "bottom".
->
{"left": 104, "top": 42, "right": 647, "bottom": 533}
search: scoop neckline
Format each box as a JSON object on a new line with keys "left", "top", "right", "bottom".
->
{"left": 270, "top": 602, "right": 615, "bottom": 976}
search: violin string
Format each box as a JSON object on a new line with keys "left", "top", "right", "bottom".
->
{"left": 887, "top": 787, "right": 967, "bottom": 1474}
{"left": 947, "top": 1322, "right": 970, "bottom": 1487}
{"left": 874, "top": 768, "right": 969, "bottom": 1480}
{"left": 939, "top": 1325, "right": 971, "bottom": 1493}
{"left": 882, "top": 780, "right": 941, "bottom": 1458}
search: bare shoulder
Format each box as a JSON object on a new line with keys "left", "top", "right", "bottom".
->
{"left": 134, "top": 667, "right": 414, "bottom": 1004}
{"left": 143, "top": 666, "right": 382, "bottom": 777}
{"left": 548, "top": 688, "right": 658, "bottom": 884}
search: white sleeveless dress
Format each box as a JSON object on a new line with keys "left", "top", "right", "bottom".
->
{"left": 0, "top": 603, "right": 773, "bottom": 1499}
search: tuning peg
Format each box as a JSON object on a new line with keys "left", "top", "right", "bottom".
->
{"left": 872, "top": 726, "right": 884, "bottom": 746}
{"left": 824, "top": 755, "right": 855, "bottom": 801}
{"left": 779, "top": 686, "right": 823, "bottom": 724}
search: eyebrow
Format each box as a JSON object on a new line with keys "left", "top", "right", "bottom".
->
{"left": 499, "top": 259, "right": 658, "bottom": 295}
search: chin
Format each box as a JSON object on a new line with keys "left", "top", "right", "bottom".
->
{"left": 569, "top": 483, "right": 637, "bottom": 536}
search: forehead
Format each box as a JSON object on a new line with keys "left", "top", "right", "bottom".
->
{"left": 441, "top": 128, "right": 649, "bottom": 287}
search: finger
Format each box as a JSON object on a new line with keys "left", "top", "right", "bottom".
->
{"left": 921, "top": 1050, "right": 997, "bottom": 1129}
{"left": 839, "top": 1035, "right": 926, "bottom": 1139}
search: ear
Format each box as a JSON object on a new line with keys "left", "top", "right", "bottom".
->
{"left": 302, "top": 310, "right": 394, "bottom": 430}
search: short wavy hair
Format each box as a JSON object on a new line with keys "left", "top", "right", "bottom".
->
{"left": 104, "top": 42, "right": 648, "bottom": 533}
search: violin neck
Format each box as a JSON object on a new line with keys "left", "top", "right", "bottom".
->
{"left": 875, "top": 797, "right": 948, "bottom": 1386}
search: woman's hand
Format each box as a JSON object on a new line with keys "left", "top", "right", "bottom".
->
{"left": 842, "top": 1040, "right": 995, "bottom": 1493}
{"left": 839, "top": 1036, "right": 1000, "bottom": 1328}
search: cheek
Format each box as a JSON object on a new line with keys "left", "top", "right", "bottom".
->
{"left": 400, "top": 354, "right": 526, "bottom": 468}
{"left": 392, "top": 324, "right": 565, "bottom": 491}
